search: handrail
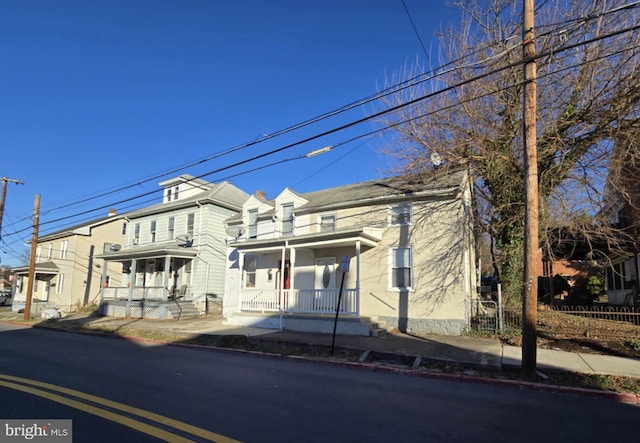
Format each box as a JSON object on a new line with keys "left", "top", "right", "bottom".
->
{"left": 167, "top": 286, "right": 182, "bottom": 320}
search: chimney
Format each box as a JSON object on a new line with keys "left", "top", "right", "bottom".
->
{"left": 255, "top": 190, "right": 267, "bottom": 200}
{"left": 108, "top": 208, "right": 117, "bottom": 217}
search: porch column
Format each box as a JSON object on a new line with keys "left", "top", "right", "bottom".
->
{"left": 280, "top": 246, "right": 286, "bottom": 310}
{"left": 99, "top": 260, "right": 108, "bottom": 304}
{"left": 289, "top": 247, "right": 296, "bottom": 290}
{"left": 127, "top": 259, "right": 137, "bottom": 317}
{"left": 163, "top": 256, "right": 171, "bottom": 302}
{"left": 238, "top": 251, "right": 244, "bottom": 312}
{"left": 356, "top": 240, "right": 361, "bottom": 318}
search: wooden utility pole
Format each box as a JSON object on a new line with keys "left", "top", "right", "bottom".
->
{"left": 24, "top": 194, "right": 40, "bottom": 321}
{"left": 0, "top": 177, "right": 24, "bottom": 240}
{"left": 522, "top": 0, "right": 539, "bottom": 379}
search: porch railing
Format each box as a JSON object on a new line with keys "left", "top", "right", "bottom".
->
{"left": 101, "top": 286, "right": 173, "bottom": 302}
{"left": 240, "top": 288, "right": 358, "bottom": 315}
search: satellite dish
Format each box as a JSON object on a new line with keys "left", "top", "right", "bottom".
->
{"left": 225, "top": 225, "right": 245, "bottom": 239}
{"left": 430, "top": 152, "right": 442, "bottom": 167}
{"left": 109, "top": 243, "right": 122, "bottom": 252}
{"left": 175, "top": 234, "right": 193, "bottom": 247}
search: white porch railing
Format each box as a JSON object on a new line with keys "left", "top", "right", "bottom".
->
{"left": 101, "top": 286, "right": 173, "bottom": 302}
{"left": 240, "top": 288, "right": 358, "bottom": 315}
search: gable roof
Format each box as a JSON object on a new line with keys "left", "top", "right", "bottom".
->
{"left": 226, "top": 168, "right": 469, "bottom": 223}
{"left": 126, "top": 181, "right": 249, "bottom": 218}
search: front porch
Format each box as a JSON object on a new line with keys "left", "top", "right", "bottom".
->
{"left": 100, "top": 285, "right": 207, "bottom": 319}
{"left": 240, "top": 288, "right": 358, "bottom": 315}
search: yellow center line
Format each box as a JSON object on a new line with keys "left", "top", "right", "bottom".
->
{"left": 0, "top": 374, "right": 241, "bottom": 443}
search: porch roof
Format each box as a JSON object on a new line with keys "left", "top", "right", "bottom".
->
{"left": 12, "top": 261, "right": 59, "bottom": 275}
{"left": 230, "top": 227, "right": 382, "bottom": 253}
{"left": 95, "top": 243, "right": 198, "bottom": 261}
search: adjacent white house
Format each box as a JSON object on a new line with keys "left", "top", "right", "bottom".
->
{"left": 223, "top": 168, "right": 479, "bottom": 335}
{"left": 96, "top": 175, "right": 249, "bottom": 319}
{"left": 11, "top": 211, "right": 125, "bottom": 313}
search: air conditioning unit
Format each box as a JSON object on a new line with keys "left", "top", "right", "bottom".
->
{"left": 133, "top": 238, "right": 139, "bottom": 245}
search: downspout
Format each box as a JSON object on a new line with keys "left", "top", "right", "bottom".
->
{"left": 195, "top": 201, "right": 209, "bottom": 312}
{"left": 356, "top": 240, "right": 361, "bottom": 318}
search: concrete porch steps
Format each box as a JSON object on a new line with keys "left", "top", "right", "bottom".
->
{"left": 167, "top": 301, "right": 202, "bottom": 320}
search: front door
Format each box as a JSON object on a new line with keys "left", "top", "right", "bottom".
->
{"left": 315, "top": 258, "right": 336, "bottom": 311}
{"left": 315, "top": 258, "right": 336, "bottom": 290}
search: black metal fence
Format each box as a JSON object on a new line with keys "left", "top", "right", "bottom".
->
{"left": 499, "top": 305, "right": 640, "bottom": 339}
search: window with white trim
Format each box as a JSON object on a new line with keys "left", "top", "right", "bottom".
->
{"left": 391, "top": 246, "right": 413, "bottom": 290}
{"left": 168, "top": 217, "right": 175, "bottom": 240}
{"left": 390, "top": 203, "right": 412, "bottom": 226}
{"left": 60, "top": 240, "right": 68, "bottom": 259}
{"left": 56, "top": 274, "right": 64, "bottom": 295}
{"left": 187, "top": 213, "right": 195, "bottom": 237}
{"left": 150, "top": 220, "right": 157, "bottom": 242}
{"left": 134, "top": 223, "right": 141, "bottom": 245}
{"left": 282, "top": 203, "right": 294, "bottom": 236}
{"left": 36, "top": 246, "right": 41, "bottom": 262}
{"left": 320, "top": 214, "right": 336, "bottom": 233}
{"left": 47, "top": 244, "right": 53, "bottom": 260}
{"left": 248, "top": 209, "right": 258, "bottom": 239}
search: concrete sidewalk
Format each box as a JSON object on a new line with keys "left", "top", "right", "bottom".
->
{"left": 2, "top": 310, "right": 640, "bottom": 379}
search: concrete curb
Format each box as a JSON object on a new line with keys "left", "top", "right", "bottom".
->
{"left": 4, "top": 319, "right": 638, "bottom": 405}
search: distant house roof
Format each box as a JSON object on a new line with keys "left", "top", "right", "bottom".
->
{"left": 34, "top": 213, "right": 124, "bottom": 243}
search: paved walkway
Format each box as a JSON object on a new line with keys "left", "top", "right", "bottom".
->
{"left": 2, "top": 311, "right": 639, "bottom": 379}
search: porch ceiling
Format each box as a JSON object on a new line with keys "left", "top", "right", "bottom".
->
{"left": 231, "top": 227, "right": 382, "bottom": 253}
{"left": 96, "top": 244, "right": 197, "bottom": 261}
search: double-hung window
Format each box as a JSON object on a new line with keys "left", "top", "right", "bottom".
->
{"left": 282, "top": 204, "right": 294, "bottom": 236}
{"left": 168, "top": 217, "right": 175, "bottom": 240}
{"left": 320, "top": 214, "right": 336, "bottom": 233}
{"left": 248, "top": 209, "right": 258, "bottom": 239}
{"left": 245, "top": 256, "right": 257, "bottom": 288}
{"left": 391, "top": 246, "right": 413, "bottom": 290}
{"left": 150, "top": 220, "right": 157, "bottom": 242}
{"left": 187, "top": 213, "right": 195, "bottom": 237}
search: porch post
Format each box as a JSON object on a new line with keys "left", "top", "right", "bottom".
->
{"left": 356, "top": 240, "right": 361, "bottom": 318}
{"left": 99, "top": 261, "right": 108, "bottom": 306}
{"left": 238, "top": 251, "right": 244, "bottom": 312}
{"left": 163, "top": 256, "right": 171, "bottom": 302}
{"left": 127, "top": 259, "right": 137, "bottom": 317}
{"left": 279, "top": 245, "right": 286, "bottom": 329}
{"left": 289, "top": 247, "right": 296, "bottom": 291}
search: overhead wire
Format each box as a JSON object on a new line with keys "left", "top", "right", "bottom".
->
{"left": 3, "top": 3, "right": 639, "bottom": 246}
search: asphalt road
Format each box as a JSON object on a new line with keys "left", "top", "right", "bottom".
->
{"left": 0, "top": 323, "right": 638, "bottom": 443}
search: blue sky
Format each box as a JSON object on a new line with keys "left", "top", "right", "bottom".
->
{"left": 0, "top": 0, "right": 458, "bottom": 266}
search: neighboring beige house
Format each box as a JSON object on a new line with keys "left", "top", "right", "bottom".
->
{"left": 223, "top": 168, "right": 478, "bottom": 336}
{"left": 11, "top": 211, "right": 125, "bottom": 313}
{"left": 96, "top": 175, "right": 249, "bottom": 319}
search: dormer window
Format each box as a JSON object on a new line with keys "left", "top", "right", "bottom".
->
{"left": 248, "top": 209, "right": 258, "bottom": 239}
{"left": 390, "top": 203, "right": 412, "bottom": 225}
{"left": 282, "top": 204, "right": 294, "bottom": 236}
{"left": 166, "top": 188, "right": 172, "bottom": 202}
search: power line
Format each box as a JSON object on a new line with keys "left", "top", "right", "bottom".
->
{"left": 400, "top": 0, "right": 430, "bottom": 60}
{"left": 3, "top": 5, "right": 638, "bottom": 246}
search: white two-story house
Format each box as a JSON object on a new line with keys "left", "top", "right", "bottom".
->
{"left": 223, "top": 168, "right": 478, "bottom": 335}
{"left": 97, "top": 175, "right": 249, "bottom": 319}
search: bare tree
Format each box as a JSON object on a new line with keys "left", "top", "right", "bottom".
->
{"left": 379, "top": 0, "right": 640, "bottom": 304}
